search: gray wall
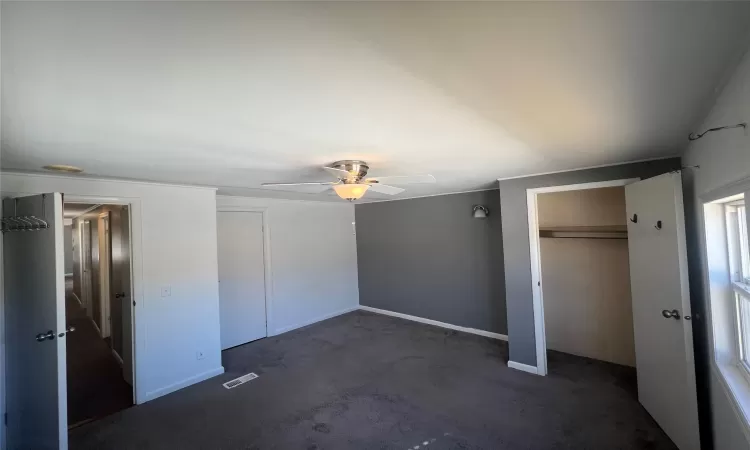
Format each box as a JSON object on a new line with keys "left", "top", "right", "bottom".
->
{"left": 356, "top": 190, "right": 506, "bottom": 334}
{"left": 682, "top": 47, "right": 750, "bottom": 450}
{"left": 498, "top": 158, "right": 681, "bottom": 366}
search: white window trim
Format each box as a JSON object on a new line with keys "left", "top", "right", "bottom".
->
{"left": 702, "top": 188, "right": 750, "bottom": 444}
{"left": 734, "top": 282, "right": 750, "bottom": 386}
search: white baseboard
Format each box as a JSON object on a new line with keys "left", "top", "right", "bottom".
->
{"left": 90, "top": 317, "right": 102, "bottom": 337}
{"left": 359, "top": 305, "right": 508, "bottom": 341}
{"left": 111, "top": 348, "right": 124, "bottom": 366}
{"left": 141, "top": 366, "right": 225, "bottom": 403}
{"left": 71, "top": 291, "right": 83, "bottom": 307}
{"left": 272, "top": 305, "right": 360, "bottom": 336}
{"left": 508, "top": 360, "right": 541, "bottom": 375}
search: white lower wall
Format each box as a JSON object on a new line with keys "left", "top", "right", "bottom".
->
{"left": 0, "top": 172, "right": 224, "bottom": 406}
{"left": 217, "top": 196, "right": 360, "bottom": 335}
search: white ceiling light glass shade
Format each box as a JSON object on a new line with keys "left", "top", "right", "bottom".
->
{"left": 332, "top": 183, "right": 370, "bottom": 201}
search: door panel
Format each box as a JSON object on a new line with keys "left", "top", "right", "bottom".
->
{"left": 72, "top": 220, "right": 81, "bottom": 300}
{"left": 3, "top": 193, "right": 68, "bottom": 449}
{"left": 81, "top": 220, "right": 93, "bottom": 317}
{"left": 119, "top": 206, "right": 134, "bottom": 385}
{"left": 90, "top": 219, "right": 101, "bottom": 331}
{"left": 625, "top": 171, "right": 699, "bottom": 450}
{"left": 109, "top": 208, "right": 124, "bottom": 359}
{"left": 98, "top": 213, "right": 111, "bottom": 338}
{"left": 217, "top": 211, "right": 267, "bottom": 349}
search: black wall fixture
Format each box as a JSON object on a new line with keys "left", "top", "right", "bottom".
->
{"left": 688, "top": 122, "right": 746, "bottom": 141}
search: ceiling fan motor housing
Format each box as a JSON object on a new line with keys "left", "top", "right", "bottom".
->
{"left": 331, "top": 160, "right": 369, "bottom": 183}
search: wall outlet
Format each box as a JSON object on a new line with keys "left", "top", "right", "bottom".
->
{"left": 161, "top": 286, "right": 171, "bottom": 297}
{"left": 196, "top": 350, "right": 205, "bottom": 360}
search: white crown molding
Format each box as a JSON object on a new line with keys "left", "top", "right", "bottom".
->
{"left": 496, "top": 154, "right": 679, "bottom": 182}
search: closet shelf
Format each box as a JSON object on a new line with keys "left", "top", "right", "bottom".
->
{"left": 539, "top": 225, "right": 628, "bottom": 239}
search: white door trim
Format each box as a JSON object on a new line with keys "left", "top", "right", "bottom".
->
{"left": 524, "top": 178, "right": 639, "bottom": 376}
{"left": 64, "top": 195, "right": 141, "bottom": 404}
{"left": 216, "top": 205, "right": 272, "bottom": 337}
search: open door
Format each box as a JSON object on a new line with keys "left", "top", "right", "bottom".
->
{"left": 3, "top": 193, "right": 68, "bottom": 450}
{"left": 110, "top": 206, "right": 134, "bottom": 385}
{"left": 625, "top": 171, "right": 699, "bottom": 450}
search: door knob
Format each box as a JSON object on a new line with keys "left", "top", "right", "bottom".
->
{"left": 58, "top": 326, "right": 76, "bottom": 338}
{"left": 115, "top": 292, "right": 126, "bottom": 299}
{"left": 662, "top": 309, "right": 681, "bottom": 319}
{"left": 35, "top": 330, "right": 55, "bottom": 342}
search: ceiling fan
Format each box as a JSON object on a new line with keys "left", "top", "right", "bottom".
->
{"left": 261, "top": 160, "right": 436, "bottom": 201}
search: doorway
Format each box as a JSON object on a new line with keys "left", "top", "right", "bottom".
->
{"left": 65, "top": 202, "right": 135, "bottom": 428}
{"left": 216, "top": 209, "right": 268, "bottom": 350}
{"left": 535, "top": 185, "right": 636, "bottom": 369}
{"left": 524, "top": 173, "right": 700, "bottom": 450}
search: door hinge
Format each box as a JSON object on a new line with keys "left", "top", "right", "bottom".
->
{"left": 537, "top": 281, "right": 541, "bottom": 287}
{"left": 5, "top": 412, "right": 8, "bottom": 426}
{"left": 133, "top": 300, "right": 136, "bottom": 306}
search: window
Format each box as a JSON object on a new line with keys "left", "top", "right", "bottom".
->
{"left": 722, "top": 195, "right": 750, "bottom": 378}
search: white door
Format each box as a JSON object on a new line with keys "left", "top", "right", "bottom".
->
{"left": 99, "top": 213, "right": 112, "bottom": 338}
{"left": 3, "top": 193, "right": 68, "bottom": 450}
{"left": 625, "top": 171, "right": 699, "bottom": 450}
{"left": 118, "top": 206, "right": 135, "bottom": 385}
{"left": 217, "top": 211, "right": 267, "bottom": 349}
{"left": 81, "top": 220, "right": 93, "bottom": 318}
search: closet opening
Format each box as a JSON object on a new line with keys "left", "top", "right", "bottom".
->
{"left": 527, "top": 179, "right": 638, "bottom": 377}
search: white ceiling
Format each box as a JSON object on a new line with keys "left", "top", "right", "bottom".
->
{"left": 2, "top": 1, "right": 750, "bottom": 202}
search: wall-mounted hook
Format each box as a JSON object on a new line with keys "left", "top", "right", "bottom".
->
{"left": 655, "top": 220, "right": 662, "bottom": 230}
{"left": 630, "top": 214, "right": 638, "bottom": 223}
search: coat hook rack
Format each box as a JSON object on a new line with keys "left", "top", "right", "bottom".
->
{"left": 655, "top": 220, "right": 662, "bottom": 230}
{"left": 630, "top": 214, "right": 638, "bottom": 223}
{"left": 1, "top": 195, "right": 50, "bottom": 233}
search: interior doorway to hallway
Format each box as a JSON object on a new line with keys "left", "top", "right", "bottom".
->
{"left": 64, "top": 202, "right": 135, "bottom": 428}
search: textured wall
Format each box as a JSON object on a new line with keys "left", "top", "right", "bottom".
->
{"left": 355, "top": 190, "right": 506, "bottom": 334}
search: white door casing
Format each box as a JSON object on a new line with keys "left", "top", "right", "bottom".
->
{"left": 217, "top": 211, "right": 267, "bottom": 349}
{"left": 625, "top": 171, "right": 700, "bottom": 450}
{"left": 3, "top": 193, "right": 68, "bottom": 450}
{"left": 524, "top": 178, "right": 637, "bottom": 375}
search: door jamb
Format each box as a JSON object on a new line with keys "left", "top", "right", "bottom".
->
{"left": 525, "top": 178, "right": 639, "bottom": 376}
{"left": 216, "top": 206, "right": 272, "bottom": 338}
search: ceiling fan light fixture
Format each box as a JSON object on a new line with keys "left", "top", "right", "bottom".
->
{"left": 333, "top": 183, "right": 370, "bottom": 201}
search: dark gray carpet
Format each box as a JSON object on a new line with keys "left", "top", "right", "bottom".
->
{"left": 69, "top": 311, "right": 676, "bottom": 450}
{"left": 66, "top": 280, "right": 133, "bottom": 427}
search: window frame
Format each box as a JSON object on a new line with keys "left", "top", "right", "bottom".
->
{"left": 723, "top": 197, "right": 750, "bottom": 384}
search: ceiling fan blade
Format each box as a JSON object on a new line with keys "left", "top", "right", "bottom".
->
{"left": 366, "top": 183, "right": 405, "bottom": 195}
{"left": 261, "top": 181, "right": 338, "bottom": 187}
{"left": 323, "top": 166, "right": 352, "bottom": 179}
{"left": 366, "top": 174, "right": 436, "bottom": 185}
